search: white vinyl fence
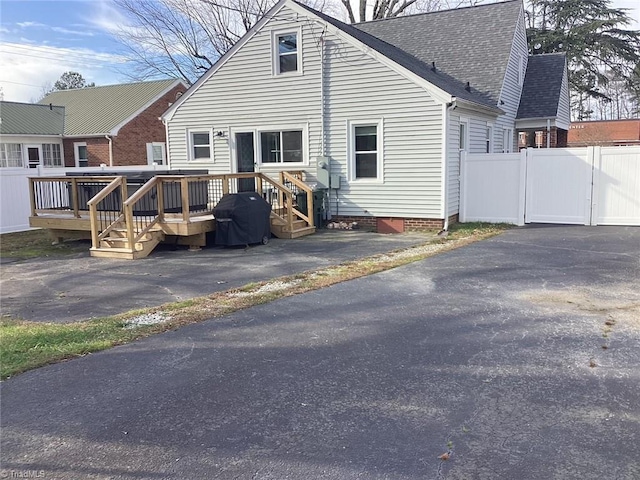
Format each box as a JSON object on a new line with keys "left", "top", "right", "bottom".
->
{"left": 0, "top": 165, "right": 160, "bottom": 234}
{"left": 460, "top": 146, "right": 640, "bottom": 226}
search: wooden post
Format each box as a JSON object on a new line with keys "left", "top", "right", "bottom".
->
{"left": 157, "top": 178, "right": 165, "bottom": 222}
{"left": 181, "top": 178, "right": 190, "bottom": 223}
{"left": 120, "top": 177, "right": 128, "bottom": 210}
{"left": 71, "top": 178, "right": 80, "bottom": 218}
{"left": 256, "top": 173, "right": 263, "bottom": 195}
{"left": 125, "top": 203, "right": 135, "bottom": 251}
{"left": 222, "top": 175, "right": 229, "bottom": 195}
{"left": 28, "top": 178, "right": 37, "bottom": 217}
{"left": 307, "top": 189, "right": 314, "bottom": 227}
{"left": 286, "top": 192, "right": 294, "bottom": 231}
{"left": 89, "top": 204, "right": 99, "bottom": 249}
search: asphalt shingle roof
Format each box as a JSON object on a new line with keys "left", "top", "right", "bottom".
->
{"left": 38, "top": 79, "right": 180, "bottom": 136}
{"left": 296, "top": 2, "right": 506, "bottom": 110}
{"left": 517, "top": 53, "right": 566, "bottom": 119}
{"left": 353, "top": 0, "right": 522, "bottom": 108}
{"left": 0, "top": 101, "right": 65, "bottom": 136}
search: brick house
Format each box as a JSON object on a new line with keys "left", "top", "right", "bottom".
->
{"left": 38, "top": 79, "right": 187, "bottom": 167}
{"left": 567, "top": 119, "right": 640, "bottom": 147}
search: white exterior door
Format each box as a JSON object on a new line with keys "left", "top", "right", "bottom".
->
{"left": 525, "top": 148, "right": 593, "bottom": 225}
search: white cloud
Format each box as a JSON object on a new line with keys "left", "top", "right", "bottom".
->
{"left": 51, "top": 26, "right": 95, "bottom": 36}
{"left": 16, "top": 21, "right": 47, "bottom": 28}
{"left": 0, "top": 42, "right": 127, "bottom": 102}
{"left": 0, "top": 27, "right": 9, "bottom": 34}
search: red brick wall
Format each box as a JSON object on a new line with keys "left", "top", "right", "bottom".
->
{"left": 332, "top": 215, "right": 449, "bottom": 232}
{"left": 111, "top": 84, "right": 186, "bottom": 166}
{"left": 62, "top": 137, "right": 110, "bottom": 167}
{"left": 567, "top": 119, "right": 640, "bottom": 147}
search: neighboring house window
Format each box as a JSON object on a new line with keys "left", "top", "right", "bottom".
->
{"left": 146, "top": 142, "right": 166, "bottom": 165}
{"left": 272, "top": 29, "right": 301, "bottom": 75}
{"left": 189, "top": 131, "right": 211, "bottom": 161}
{"left": 260, "top": 130, "right": 303, "bottom": 163}
{"left": 0, "top": 144, "right": 23, "bottom": 168}
{"left": 502, "top": 128, "right": 513, "bottom": 153}
{"left": 348, "top": 120, "right": 383, "bottom": 182}
{"left": 42, "top": 144, "right": 62, "bottom": 167}
{"left": 485, "top": 125, "right": 493, "bottom": 153}
{"left": 74, "top": 142, "right": 88, "bottom": 167}
{"left": 535, "top": 131, "right": 544, "bottom": 148}
{"left": 518, "top": 131, "right": 528, "bottom": 148}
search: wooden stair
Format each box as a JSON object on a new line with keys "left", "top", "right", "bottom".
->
{"left": 90, "top": 226, "right": 165, "bottom": 260}
{"left": 270, "top": 213, "right": 316, "bottom": 239}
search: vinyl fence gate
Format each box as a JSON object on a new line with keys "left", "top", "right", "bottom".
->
{"left": 459, "top": 146, "right": 640, "bottom": 226}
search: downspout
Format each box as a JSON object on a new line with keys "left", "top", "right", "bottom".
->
{"left": 105, "top": 135, "right": 113, "bottom": 166}
{"left": 162, "top": 118, "right": 170, "bottom": 170}
{"left": 442, "top": 101, "right": 456, "bottom": 232}
{"left": 320, "top": 28, "right": 326, "bottom": 157}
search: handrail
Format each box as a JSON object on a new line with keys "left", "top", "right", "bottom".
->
{"left": 281, "top": 171, "right": 314, "bottom": 227}
{"left": 123, "top": 176, "right": 160, "bottom": 248}
{"left": 87, "top": 176, "right": 126, "bottom": 250}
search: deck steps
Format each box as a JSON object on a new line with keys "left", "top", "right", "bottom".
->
{"left": 91, "top": 227, "right": 165, "bottom": 260}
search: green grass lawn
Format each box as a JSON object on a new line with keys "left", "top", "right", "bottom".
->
{"left": 0, "top": 229, "right": 89, "bottom": 260}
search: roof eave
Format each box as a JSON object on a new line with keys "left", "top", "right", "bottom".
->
{"left": 454, "top": 98, "right": 503, "bottom": 116}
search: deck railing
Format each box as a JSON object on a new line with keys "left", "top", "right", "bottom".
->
{"left": 86, "top": 177, "right": 127, "bottom": 248}
{"left": 29, "top": 176, "right": 121, "bottom": 218}
{"left": 31, "top": 172, "right": 314, "bottom": 252}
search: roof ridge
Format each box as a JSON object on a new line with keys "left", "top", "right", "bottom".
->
{"left": 0, "top": 100, "right": 64, "bottom": 108}
{"left": 529, "top": 52, "right": 566, "bottom": 57}
{"left": 45, "top": 78, "right": 180, "bottom": 94}
{"left": 353, "top": 0, "right": 521, "bottom": 25}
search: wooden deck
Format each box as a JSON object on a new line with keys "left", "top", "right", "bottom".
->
{"left": 28, "top": 172, "right": 317, "bottom": 259}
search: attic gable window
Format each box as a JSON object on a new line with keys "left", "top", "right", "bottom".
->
{"left": 272, "top": 28, "right": 302, "bottom": 76}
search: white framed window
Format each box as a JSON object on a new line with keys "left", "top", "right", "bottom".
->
{"left": 74, "top": 142, "right": 88, "bottom": 167}
{"left": 458, "top": 119, "right": 469, "bottom": 151}
{"left": 502, "top": 128, "right": 513, "bottom": 153}
{"left": 187, "top": 130, "right": 212, "bottom": 161}
{"left": 146, "top": 142, "right": 166, "bottom": 165}
{"left": 272, "top": 28, "right": 302, "bottom": 76}
{"left": 535, "top": 131, "right": 544, "bottom": 148}
{"left": 347, "top": 119, "right": 384, "bottom": 182}
{"left": 42, "top": 144, "right": 62, "bottom": 167}
{"left": 260, "top": 130, "right": 303, "bottom": 164}
{"left": 0, "top": 144, "right": 24, "bottom": 168}
{"left": 485, "top": 124, "right": 493, "bottom": 153}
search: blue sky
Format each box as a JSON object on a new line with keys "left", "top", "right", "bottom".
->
{"left": 1, "top": 0, "right": 639, "bottom": 103}
{"left": 0, "top": 0, "right": 128, "bottom": 102}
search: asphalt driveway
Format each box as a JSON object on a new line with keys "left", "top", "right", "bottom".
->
{"left": 0, "top": 230, "right": 431, "bottom": 323}
{"left": 1, "top": 226, "right": 639, "bottom": 479}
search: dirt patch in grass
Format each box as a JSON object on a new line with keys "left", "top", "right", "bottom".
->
{"left": 1, "top": 224, "right": 511, "bottom": 379}
{"left": 0, "top": 230, "right": 89, "bottom": 260}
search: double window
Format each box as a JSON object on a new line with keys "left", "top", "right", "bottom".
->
{"left": 273, "top": 29, "right": 301, "bottom": 76}
{"left": 0, "top": 144, "right": 23, "bottom": 168}
{"left": 348, "top": 120, "right": 383, "bottom": 182}
{"left": 189, "top": 131, "right": 212, "bottom": 161}
{"left": 502, "top": 128, "right": 513, "bottom": 153}
{"left": 42, "top": 144, "right": 62, "bottom": 167}
{"left": 260, "top": 130, "right": 302, "bottom": 163}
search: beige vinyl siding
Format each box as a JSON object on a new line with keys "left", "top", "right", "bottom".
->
{"left": 323, "top": 36, "right": 443, "bottom": 219}
{"left": 167, "top": 7, "right": 323, "bottom": 177}
{"left": 495, "top": 8, "right": 528, "bottom": 151}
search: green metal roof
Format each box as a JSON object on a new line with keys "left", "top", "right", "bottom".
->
{"left": 0, "top": 101, "right": 65, "bottom": 136}
{"left": 39, "top": 79, "right": 181, "bottom": 136}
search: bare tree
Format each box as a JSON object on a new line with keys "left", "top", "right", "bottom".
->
{"left": 340, "top": 0, "right": 484, "bottom": 23}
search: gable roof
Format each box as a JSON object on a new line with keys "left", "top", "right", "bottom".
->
{"left": 295, "top": 1, "right": 512, "bottom": 111}
{"left": 0, "top": 101, "right": 65, "bottom": 136}
{"left": 517, "top": 53, "right": 567, "bottom": 119}
{"left": 353, "top": 0, "right": 523, "bottom": 108}
{"left": 164, "top": 0, "right": 508, "bottom": 120}
{"left": 39, "top": 79, "right": 184, "bottom": 136}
